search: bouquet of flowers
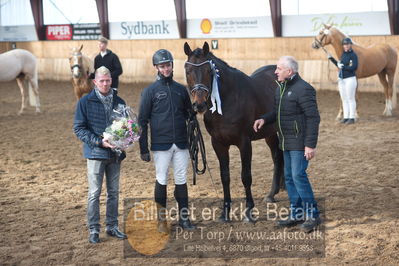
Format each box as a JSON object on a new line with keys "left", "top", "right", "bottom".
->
{"left": 103, "top": 104, "right": 140, "bottom": 155}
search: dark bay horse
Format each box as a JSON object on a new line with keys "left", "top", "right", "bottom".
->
{"left": 184, "top": 42, "right": 284, "bottom": 222}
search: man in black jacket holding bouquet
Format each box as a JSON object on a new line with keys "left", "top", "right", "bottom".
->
{"left": 73, "top": 66, "right": 127, "bottom": 244}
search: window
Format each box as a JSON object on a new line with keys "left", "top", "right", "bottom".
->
{"left": 282, "top": 0, "right": 388, "bottom": 15}
{"left": 108, "top": 0, "right": 177, "bottom": 22}
{"left": 43, "top": 0, "right": 99, "bottom": 24}
{"left": 186, "top": 0, "right": 270, "bottom": 19}
{"left": 0, "top": 0, "right": 35, "bottom": 26}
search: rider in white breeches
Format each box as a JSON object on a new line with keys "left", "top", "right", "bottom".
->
{"left": 328, "top": 37, "right": 359, "bottom": 124}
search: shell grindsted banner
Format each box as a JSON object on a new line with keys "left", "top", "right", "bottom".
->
{"left": 187, "top": 16, "right": 274, "bottom": 38}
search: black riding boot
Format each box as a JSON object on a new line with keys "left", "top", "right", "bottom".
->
{"left": 174, "top": 183, "right": 196, "bottom": 230}
{"left": 154, "top": 181, "right": 169, "bottom": 234}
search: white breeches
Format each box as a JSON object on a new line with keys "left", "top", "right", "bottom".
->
{"left": 338, "top": 76, "right": 357, "bottom": 119}
{"left": 153, "top": 144, "right": 189, "bottom": 185}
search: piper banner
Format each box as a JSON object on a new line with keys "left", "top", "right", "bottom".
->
{"left": 46, "top": 23, "right": 101, "bottom": 40}
{"left": 282, "top": 11, "right": 390, "bottom": 37}
{"left": 187, "top": 16, "right": 274, "bottom": 39}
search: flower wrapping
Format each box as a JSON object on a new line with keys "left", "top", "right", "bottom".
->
{"left": 103, "top": 104, "right": 140, "bottom": 154}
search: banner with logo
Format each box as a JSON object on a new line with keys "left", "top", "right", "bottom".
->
{"left": 110, "top": 20, "right": 180, "bottom": 40}
{"left": 46, "top": 24, "right": 101, "bottom": 40}
{"left": 282, "top": 11, "right": 390, "bottom": 37}
{"left": 0, "top": 25, "right": 38, "bottom": 41}
{"left": 46, "top": 25, "right": 73, "bottom": 40}
{"left": 187, "top": 16, "right": 274, "bottom": 38}
{"left": 71, "top": 23, "right": 102, "bottom": 40}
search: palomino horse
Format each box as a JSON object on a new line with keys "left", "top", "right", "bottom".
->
{"left": 184, "top": 42, "right": 284, "bottom": 222}
{"left": 312, "top": 24, "right": 397, "bottom": 117}
{"left": 69, "top": 45, "right": 94, "bottom": 99}
{"left": 0, "top": 49, "right": 40, "bottom": 114}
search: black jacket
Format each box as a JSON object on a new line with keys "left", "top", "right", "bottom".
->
{"left": 261, "top": 74, "right": 320, "bottom": 151}
{"left": 328, "top": 49, "right": 358, "bottom": 79}
{"left": 94, "top": 49, "right": 123, "bottom": 88}
{"left": 138, "top": 74, "right": 192, "bottom": 154}
{"left": 73, "top": 89, "right": 126, "bottom": 160}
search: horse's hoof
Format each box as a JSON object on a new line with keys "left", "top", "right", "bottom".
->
{"left": 218, "top": 215, "right": 231, "bottom": 223}
{"left": 263, "top": 196, "right": 276, "bottom": 203}
{"left": 383, "top": 110, "right": 392, "bottom": 116}
{"left": 243, "top": 211, "right": 257, "bottom": 224}
{"left": 243, "top": 216, "right": 256, "bottom": 224}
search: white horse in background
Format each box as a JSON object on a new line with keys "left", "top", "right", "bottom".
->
{"left": 0, "top": 49, "right": 40, "bottom": 114}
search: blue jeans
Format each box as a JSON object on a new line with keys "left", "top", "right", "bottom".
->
{"left": 283, "top": 150, "right": 319, "bottom": 220}
{"left": 87, "top": 159, "right": 121, "bottom": 234}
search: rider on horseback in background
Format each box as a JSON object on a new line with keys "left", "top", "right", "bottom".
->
{"left": 138, "top": 49, "right": 196, "bottom": 233}
{"left": 328, "top": 38, "right": 358, "bottom": 124}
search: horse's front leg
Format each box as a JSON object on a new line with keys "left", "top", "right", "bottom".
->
{"left": 336, "top": 102, "right": 343, "bottom": 121}
{"left": 238, "top": 137, "right": 255, "bottom": 223}
{"left": 264, "top": 134, "right": 284, "bottom": 203}
{"left": 211, "top": 138, "right": 231, "bottom": 222}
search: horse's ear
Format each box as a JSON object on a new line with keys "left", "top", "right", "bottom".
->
{"left": 203, "top": 42, "right": 209, "bottom": 56}
{"left": 79, "top": 44, "right": 83, "bottom": 52}
{"left": 184, "top": 42, "right": 192, "bottom": 56}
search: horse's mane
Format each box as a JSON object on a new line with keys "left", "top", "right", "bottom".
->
{"left": 208, "top": 52, "right": 238, "bottom": 72}
{"left": 192, "top": 48, "right": 240, "bottom": 73}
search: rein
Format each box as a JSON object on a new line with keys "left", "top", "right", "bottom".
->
{"left": 187, "top": 113, "right": 220, "bottom": 197}
{"left": 314, "top": 32, "right": 337, "bottom": 81}
{"left": 187, "top": 114, "right": 206, "bottom": 185}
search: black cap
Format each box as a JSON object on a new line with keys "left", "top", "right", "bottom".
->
{"left": 152, "top": 49, "right": 173, "bottom": 66}
{"left": 342, "top": 38, "right": 353, "bottom": 45}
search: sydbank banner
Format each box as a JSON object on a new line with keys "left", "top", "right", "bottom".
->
{"left": 283, "top": 11, "right": 390, "bottom": 37}
{"left": 187, "top": 16, "right": 274, "bottom": 38}
{"left": 110, "top": 20, "right": 180, "bottom": 39}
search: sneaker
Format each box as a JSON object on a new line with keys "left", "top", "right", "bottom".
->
{"left": 179, "top": 219, "right": 196, "bottom": 230}
{"left": 299, "top": 217, "right": 321, "bottom": 233}
{"left": 345, "top": 119, "right": 355, "bottom": 125}
{"left": 106, "top": 228, "right": 127, "bottom": 239}
{"left": 277, "top": 218, "right": 303, "bottom": 227}
{"left": 340, "top": 118, "right": 349, "bottom": 124}
{"left": 89, "top": 233, "right": 100, "bottom": 244}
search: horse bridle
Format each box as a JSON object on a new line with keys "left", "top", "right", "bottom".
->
{"left": 185, "top": 60, "right": 214, "bottom": 99}
{"left": 70, "top": 52, "right": 82, "bottom": 72}
{"left": 314, "top": 34, "right": 326, "bottom": 48}
{"left": 314, "top": 28, "right": 332, "bottom": 49}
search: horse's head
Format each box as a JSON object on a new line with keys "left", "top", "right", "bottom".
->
{"left": 312, "top": 24, "right": 333, "bottom": 49}
{"left": 184, "top": 42, "right": 213, "bottom": 114}
{"left": 69, "top": 44, "right": 84, "bottom": 79}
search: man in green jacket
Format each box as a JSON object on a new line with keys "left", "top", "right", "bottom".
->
{"left": 253, "top": 56, "right": 321, "bottom": 233}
